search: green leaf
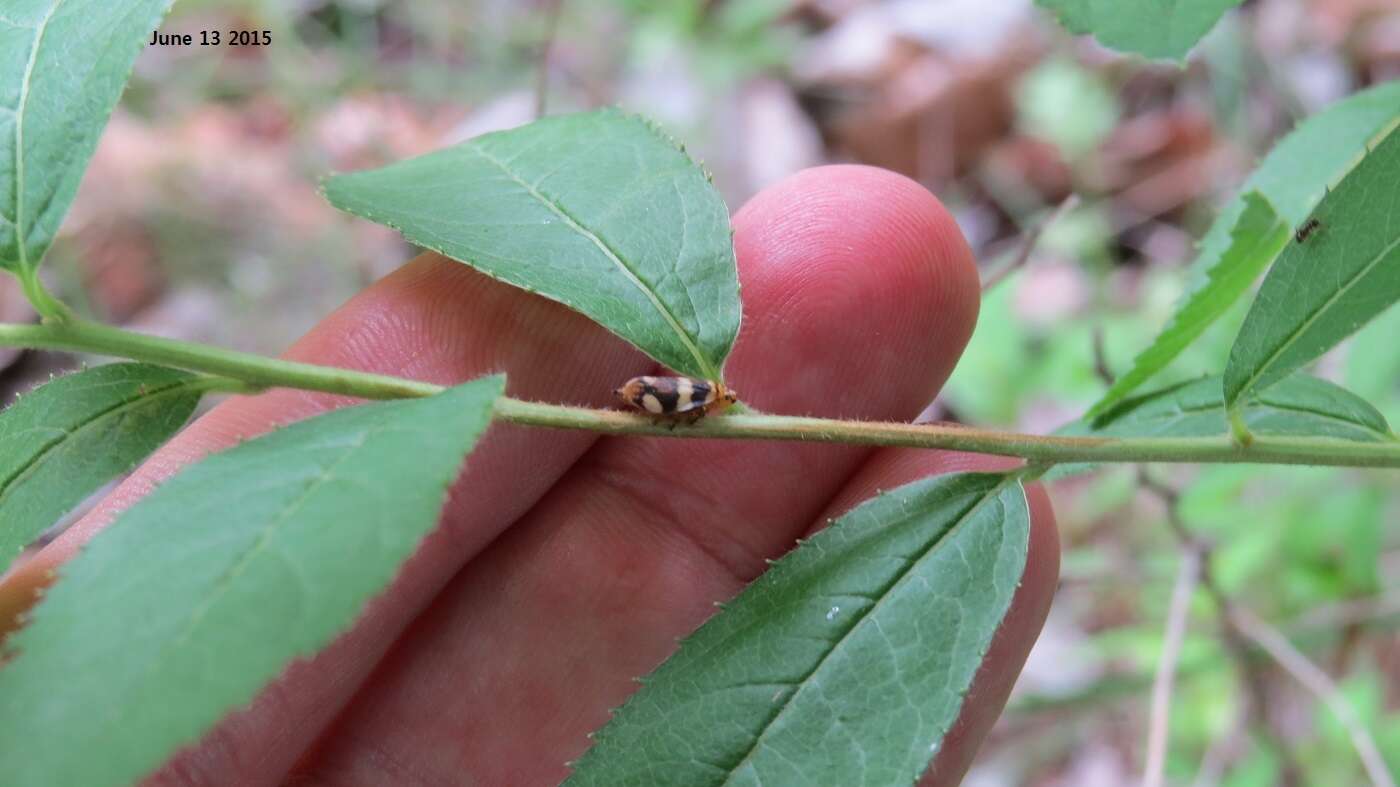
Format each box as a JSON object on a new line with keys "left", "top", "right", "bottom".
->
{"left": 1, "top": 0, "right": 175, "bottom": 278}
{"left": 1051, "top": 374, "right": 1392, "bottom": 480}
{"left": 1034, "top": 0, "right": 1243, "bottom": 61}
{"left": 1224, "top": 121, "right": 1400, "bottom": 411}
{"left": 1085, "top": 374, "right": 1392, "bottom": 442}
{"left": 1345, "top": 301, "right": 1400, "bottom": 426}
{"left": 0, "top": 363, "right": 202, "bottom": 577}
{"left": 567, "top": 472, "right": 1030, "bottom": 787}
{"left": 1089, "top": 81, "right": 1400, "bottom": 415}
{"left": 1088, "top": 193, "right": 1290, "bottom": 420}
{"left": 323, "top": 108, "right": 741, "bottom": 381}
{"left": 0, "top": 374, "right": 504, "bottom": 787}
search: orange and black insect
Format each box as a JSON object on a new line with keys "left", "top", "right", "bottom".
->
{"left": 614, "top": 376, "right": 737, "bottom": 424}
{"left": 1295, "top": 218, "right": 1322, "bottom": 243}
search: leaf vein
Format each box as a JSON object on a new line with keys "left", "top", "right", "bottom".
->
{"left": 717, "top": 477, "right": 1016, "bottom": 785}
{"left": 464, "top": 144, "right": 716, "bottom": 379}
{"left": 1233, "top": 231, "right": 1400, "bottom": 403}
{"left": 10, "top": 0, "right": 68, "bottom": 275}
{"left": 0, "top": 376, "right": 197, "bottom": 508}
{"left": 103, "top": 425, "right": 379, "bottom": 730}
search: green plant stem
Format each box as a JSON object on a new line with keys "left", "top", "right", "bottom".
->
{"left": 18, "top": 274, "right": 75, "bottom": 324}
{"left": 494, "top": 400, "right": 1400, "bottom": 467}
{"left": 2, "top": 320, "right": 1399, "bottom": 469}
{"left": 0, "top": 319, "right": 441, "bottom": 399}
{"left": 1228, "top": 405, "right": 1255, "bottom": 447}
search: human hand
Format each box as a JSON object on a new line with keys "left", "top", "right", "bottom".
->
{"left": 0, "top": 164, "right": 1058, "bottom": 786}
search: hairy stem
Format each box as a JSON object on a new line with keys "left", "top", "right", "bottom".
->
{"left": 3, "top": 319, "right": 1400, "bottom": 469}
{"left": 495, "top": 400, "right": 1400, "bottom": 467}
{"left": 0, "top": 320, "right": 440, "bottom": 399}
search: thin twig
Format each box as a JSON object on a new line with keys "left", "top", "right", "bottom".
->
{"left": 1190, "top": 712, "right": 1246, "bottom": 787}
{"left": 1290, "top": 592, "right": 1400, "bottom": 632}
{"left": 1230, "top": 606, "right": 1397, "bottom": 787}
{"left": 1137, "top": 469, "right": 1303, "bottom": 786}
{"left": 981, "top": 193, "right": 1081, "bottom": 292}
{"left": 533, "top": 0, "right": 564, "bottom": 119}
{"left": 1143, "top": 544, "right": 1202, "bottom": 787}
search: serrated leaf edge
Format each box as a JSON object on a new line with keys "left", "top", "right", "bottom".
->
{"left": 322, "top": 108, "right": 739, "bottom": 382}
{"left": 1224, "top": 122, "right": 1400, "bottom": 408}
{"left": 569, "top": 472, "right": 1026, "bottom": 786}
{"left": 1086, "top": 192, "right": 1288, "bottom": 420}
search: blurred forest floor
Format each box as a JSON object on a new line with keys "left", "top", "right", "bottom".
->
{"left": 4, "top": 1, "right": 1400, "bottom": 784}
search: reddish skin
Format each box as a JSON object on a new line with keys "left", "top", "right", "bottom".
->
{"left": 0, "top": 165, "right": 1058, "bottom": 786}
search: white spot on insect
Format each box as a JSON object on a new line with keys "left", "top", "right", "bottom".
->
{"left": 641, "top": 393, "right": 663, "bottom": 414}
{"left": 826, "top": 606, "right": 840, "bottom": 621}
{"left": 676, "top": 377, "right": 694, "bottom": 409}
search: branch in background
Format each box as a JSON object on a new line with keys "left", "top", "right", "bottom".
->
{"left": 1137, "top": 471, "right": 1299, "bottom": 783}
{"left": 1140, "top": 470, "right": 1332, "bottom": 787}
{"left": 1230, "top": 606, "right": 1397, "bottom": 787}
{"left": 1143, "top": 543, "right": 1202, "bottom": 787}
{"left": 1290, "top": 592, "right": 1400, "bottom": 632}
{"left": 981, "top": 193, "right": 1081, "bottom": 292}
{"left": 1009, "top": 587, "right": 1400, "bottom": 720}
{"left": 1191, "top": 711, "right": 1247, "bottom": 787}
{"left": 533, "top": 0, "right": 564, "bottom": 119}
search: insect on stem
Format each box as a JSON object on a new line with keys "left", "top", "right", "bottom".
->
{"left": 614, "top": 376, "right": 737, "bottom": 426}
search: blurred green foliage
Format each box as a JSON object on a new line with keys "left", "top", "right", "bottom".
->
{"left": 1016, "top": 58, "right": 1119, "bottom": 162}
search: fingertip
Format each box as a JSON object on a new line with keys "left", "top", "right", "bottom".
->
{"left": 733, "top": 163, "right": 980, "bottom": 349}
{"left": 727, "top": 165, "right": 981, "bottom": 418}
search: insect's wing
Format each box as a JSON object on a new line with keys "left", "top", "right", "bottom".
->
{"left": 675, "top": 378, "right": 716, "bottom": 413}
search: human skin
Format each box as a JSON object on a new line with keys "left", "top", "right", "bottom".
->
{"left": 0, "top": 164, "right": 1058, "bottom": 786}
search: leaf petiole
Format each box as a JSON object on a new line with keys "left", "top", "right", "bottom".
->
{"left": 16, "top": 272, "right": 75, "bottom": 324}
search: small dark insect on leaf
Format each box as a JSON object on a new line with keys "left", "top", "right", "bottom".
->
{"left": 1294, "top": 218, "right": 1322, "bottom": 243}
